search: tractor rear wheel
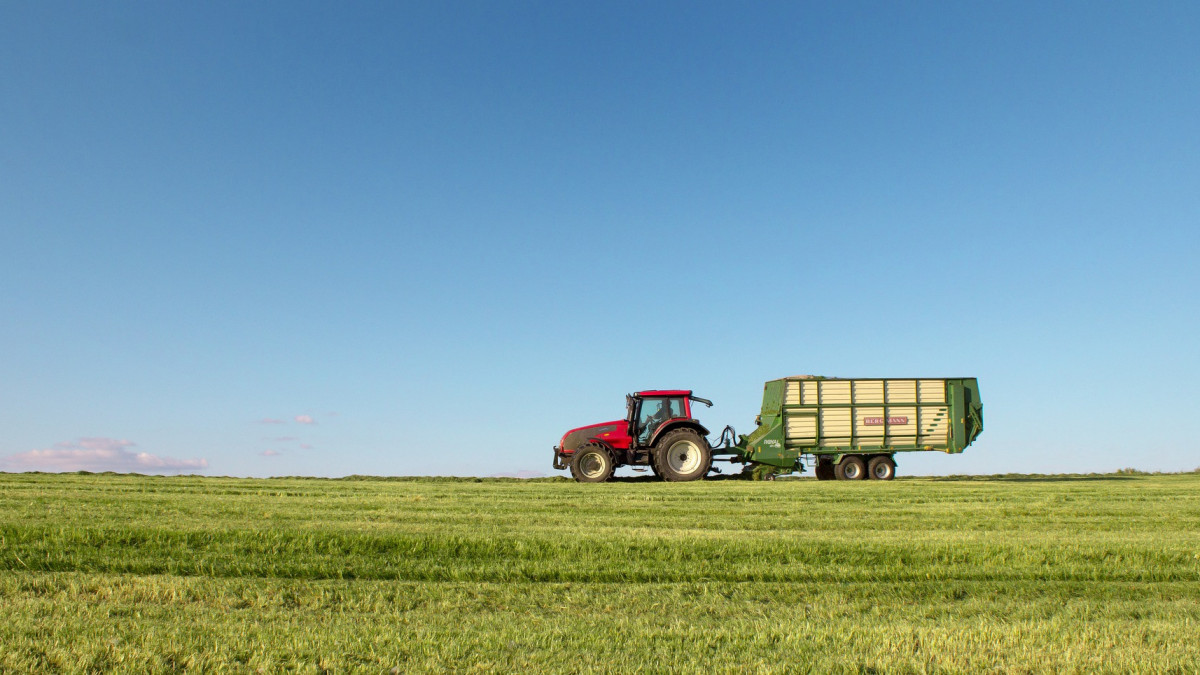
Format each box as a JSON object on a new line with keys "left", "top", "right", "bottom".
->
{"left": 652, "top": 429, "right": 712, "bottom": 482}
{"left": 835, "top": 455, "right": 867, "bottom": 480}
{"left": 868, "top": 455, "right": 896, "bottom": 480}
{"left": 570, "top": 443, "right": 615, "bottom": 483}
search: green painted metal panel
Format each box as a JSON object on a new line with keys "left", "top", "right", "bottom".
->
{"left": 731, "top": 376, "right": 983, "bottom": 469}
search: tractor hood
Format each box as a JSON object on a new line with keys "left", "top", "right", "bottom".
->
{"left": 558, "top": 421, "right": 624, "bottom": 452}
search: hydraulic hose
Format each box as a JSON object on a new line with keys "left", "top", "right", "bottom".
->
{"left": 709, "top": 425, "right": 737, "bottom": 450}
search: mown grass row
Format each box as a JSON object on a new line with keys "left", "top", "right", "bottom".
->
{"left": 3, "top": 573, "right": 1198, "bottom": 672}
{"left": 3, "top": 473, "right": 1197, "bottom": 583}
{"left": 4, "top": 523, "right": 1198, "bottom": 584}
{"left": 1, "top": 472, "right": 1199, "bottom": 671}
{"left": 3, "top": 473, "right": 1195, "bottom": 538}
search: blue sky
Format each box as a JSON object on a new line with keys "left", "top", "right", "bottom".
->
{"left": 2, "top": 1, "right": 1197, "bottom": 477}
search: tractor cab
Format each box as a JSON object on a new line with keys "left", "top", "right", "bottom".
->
{"left": 626, "top": 391, "right": 693, "bottom": 446}
{"left": 554, "top": 389, "right": 714, "bottom": 483}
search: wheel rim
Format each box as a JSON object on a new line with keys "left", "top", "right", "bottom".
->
{"left": 873, "top": 463, "right": 890, "bottom": 479}
{"left": 844, "top": 462, "right": 862, "bottom": 479}
{"left": 666, "top": 440, "right": 702, "bottom": 474}
{"left": 579, "top": 452, "right": 606, "bottom": 479}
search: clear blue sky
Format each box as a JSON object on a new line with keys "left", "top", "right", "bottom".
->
{"left": 2, "top": 1, "right": 1197, "bottom": 477}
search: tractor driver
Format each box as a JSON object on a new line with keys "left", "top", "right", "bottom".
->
{"left": 638, "top": 398, "right": 675, "bottom": 444}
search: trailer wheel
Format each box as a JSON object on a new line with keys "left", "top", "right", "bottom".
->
{"left": 652, "top": 429, "right": 712, "bottom": 482}
{"left": 835, "top": 455, "right": 866, "bottom": 480}
{"left": 815, "top": 459, "right": 836, "bottom": 481}
{"left": 570, "top": 444, "right": 615, "bottom": 483}
{"left": 868, "top": 455, "right": 896, "bottom": 480}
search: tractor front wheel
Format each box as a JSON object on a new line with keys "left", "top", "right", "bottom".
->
{"left": 652, "top": 429, "right": 712, "bottom": 482}
{"left": 570, "top": 444, "right": 615, "bottom": 483}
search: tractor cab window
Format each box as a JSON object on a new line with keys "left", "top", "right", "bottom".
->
{"left": 668, "top": 398, "right": 684, "bottom": 418}
{"left": 636, "top": 397, "right": 685, "bottom": 443}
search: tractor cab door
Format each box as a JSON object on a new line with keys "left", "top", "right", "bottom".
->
{"left": 633, "top": 396, "right": 686, "bottom": 446}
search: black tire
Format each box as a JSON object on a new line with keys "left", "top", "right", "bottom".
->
{"left": 815, "top": 459, "right": 836, "bottom": 481}
{"left": 834, "top": 455, "right": 867, "bottom": 481}
{"left": 652, "top": 428, "right": 712, "bottom": 482}
{"left": 570, "top": 443, "right": 615, "bottom": 483}
{"left": 868, "top": 455, "right": 896, "bottom": 481}
{"left": 649, "top": 459, "right": 662, "bottom": 480}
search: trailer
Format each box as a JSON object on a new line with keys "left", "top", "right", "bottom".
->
{"left": 552, "top": 376, "right": 983, "bottom": 482}
{"left": 725, "top": 376, "right": 984, "bottom": 480}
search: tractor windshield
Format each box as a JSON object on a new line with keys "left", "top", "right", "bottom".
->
{"left": 636, "top": 397, "right": 686, "bottom": 443}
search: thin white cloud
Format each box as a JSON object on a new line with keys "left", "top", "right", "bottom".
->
{"left": 257, "top": 418, "right": 286, "bottom": 425}
{"left": 260, "top": 449, "right": 281, "bottom": 457}
{"left": 294, "top": 415, "right": 316, "bottom": 425}
{"left": 299, "top": 443, "right": 313, "bottom": 450}
{"left": 0, "top": 438, "right": 208, "bottom": 474}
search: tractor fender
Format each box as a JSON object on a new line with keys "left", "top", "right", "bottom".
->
{"left": 587, "top": 438, "right": 616, "bottom": 451}
{"left": 558, "top": 437, "right": 618, "bottom": 463}
{"left": 582, "top": 439, "right": 623, "bottom": 467}
{"left": 648, "top": 420, "right": 711, "bottom": 448}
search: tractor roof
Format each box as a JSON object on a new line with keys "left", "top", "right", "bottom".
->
{"left": 634, "top": 389, "right": 691, "bottom": 397}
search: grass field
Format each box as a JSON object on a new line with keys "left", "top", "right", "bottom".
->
{"left": 1, "top": 471, "right": 1198, "bottom": 672}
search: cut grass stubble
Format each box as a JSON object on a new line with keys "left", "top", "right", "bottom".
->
{"left": 1, "top": 472, "right": 1198, "bottom": 671}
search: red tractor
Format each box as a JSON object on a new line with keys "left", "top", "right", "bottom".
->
{"left": 552, "top": 390, "right": 716, "bottom": 482}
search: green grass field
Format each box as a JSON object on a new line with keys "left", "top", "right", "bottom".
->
{"left": 2, "top": 471, "right": 1198, "bottom": 672}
